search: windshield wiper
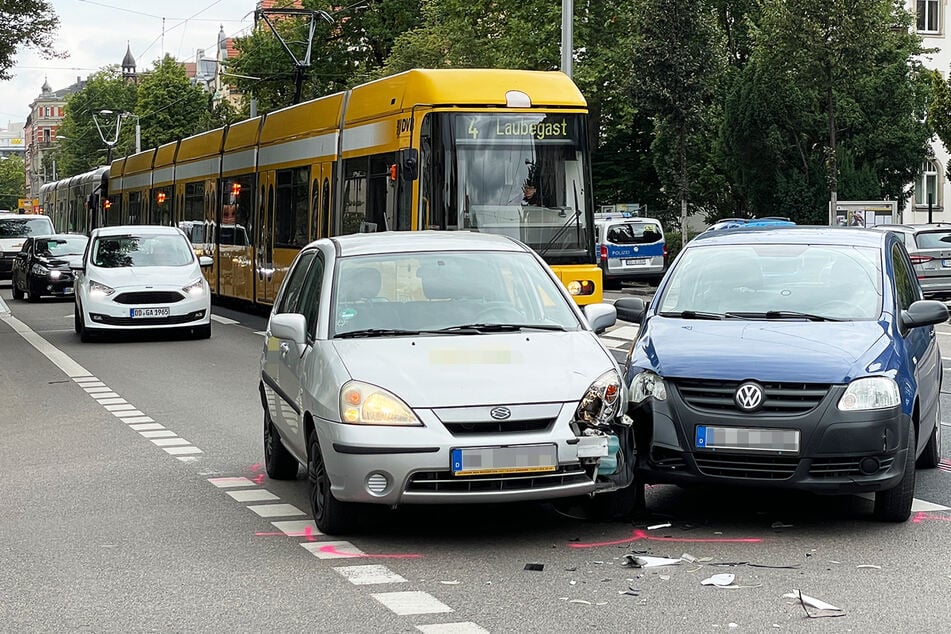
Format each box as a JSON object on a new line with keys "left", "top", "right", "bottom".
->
{"left": 432, "top": 323, "right": 569, "bottom": 333}
{"left": 658, "top": 310, "right": 724, "bottom": 320}
{"left": 764, "top": 310, "right": 843, "bottom": 322}
{"left": 335, "top": 328, "right": 421, "bottom": 338}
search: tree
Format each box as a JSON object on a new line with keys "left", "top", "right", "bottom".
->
{"left": 0, "top": 154, "right": 25, "bottom": 210}
{"left": 135, "top": 55, "right": 211, "bottom": 150}
{"left": 0, "top": 0, "right": 61, "bottom": 80}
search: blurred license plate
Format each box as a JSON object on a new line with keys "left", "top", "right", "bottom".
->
{"left": 625, "top": 258, "right": 648, "bottom": 266}
{"left": 695, "top": 425, "right": 799, "bottom": 453}
{"left": 63, "top": 287, "right": 73, "bottom": 294}
{"left": 942, "top": 259, "right": 951, "bottom": 268}
{"left": 451, "top": 444, "right": 557, "bottom": 476}
{"left": 130, "top": 307, "right": 170, "bottom": 318}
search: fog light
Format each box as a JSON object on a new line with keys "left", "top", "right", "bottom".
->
{"left": 859, "top": 457, "right": 880, "bottom": 475}
{"left": 366, "top": 472, "right": 389, "bottom": 494}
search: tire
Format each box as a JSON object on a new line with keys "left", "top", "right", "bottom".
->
{"left": 11, "top": 277, "right": 23, "bottom": 300}
{"left": 307, "top": 428, "right": 356, "bottom": 535}
{"left": 917, "top": 414, "right": 940, "bottom": 469}
{"left": 264, "top": 410, "right": 299, "bottom": 480}
{"left": 192, "top": 323, "right": 212, "bottom": 339}
{"left": 590, "top": 478, "right": 646, "bottom": 521}
{"left": 26, "top": 280, "right": 39, "bottom": 303}
{"left": 74, "top": 304, "right": 82, "bottom": 334}
{"left": 874, "top": 419, "right": 917, "bottom": 522}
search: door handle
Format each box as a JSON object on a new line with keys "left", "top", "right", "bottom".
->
{"left": 279, "top": 342, "right": 290, "bottom": 356}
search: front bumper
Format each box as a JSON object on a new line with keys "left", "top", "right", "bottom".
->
{"left": 81, "top": 287, "right": 211, "bottom": 330}
{"left": 313, "top": 403, "right": 615, "bottom": 505}
{"left": 28, "top": 270, "right": 76, "bottom": 298}
{"left": 630, "top": 380, "right": 911, "bottom": 495}
{"left": 0, "top": 254, "right": 14, "bottom": 279}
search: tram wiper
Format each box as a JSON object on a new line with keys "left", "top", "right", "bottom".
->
{"left": 335, "top": 328, "right": 421, "bottom": 338}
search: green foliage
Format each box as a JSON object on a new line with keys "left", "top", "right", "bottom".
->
{"left": 0, "top": 0, "right": 61, "bottom": 80}
{"left": 136, "top": 55, "right": 211, "bottom": 149}
{"left": 0, "top": 154, "right": 25, "bottom": 209}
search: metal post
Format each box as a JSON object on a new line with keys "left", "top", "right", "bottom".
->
{"left": 929, "top": 193, "right": 934, "bottom": 224}
{"left": 561, "top": 0, "right": 573, "bottom": 77}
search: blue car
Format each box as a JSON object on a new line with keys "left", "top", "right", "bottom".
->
{"left": 615, "top": 226, "right": 948, "bottom": 521}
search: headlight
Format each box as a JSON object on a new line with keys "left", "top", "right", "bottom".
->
{"left": 630, "top": 370, "right": 667, "bottom": 404}
{"left": 182, "top": 277, "right": 206, "bottom": 297}
{"left": 49, "top": 269, "right": 62, "bottom": 280}
{"left": 575, "top": 370, "right": 622, "bottom": 425}
{"left": 838, "top": 376, "right": 900, "bottom": 411}
{"left": 31, "top": 263, "right": 49, "bottom": 276}
{"left": 89, "top": 280, "right": 116, "bottom": 298}
{"left": 339, "top": 380, "right": 422, "bottom": 426}
{"left": 567, "top": 280, "right": 582, "bottom": 295}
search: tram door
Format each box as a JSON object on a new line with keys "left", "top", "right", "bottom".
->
{"left": 256, "top": 170, "right": 278, "bottom": 305}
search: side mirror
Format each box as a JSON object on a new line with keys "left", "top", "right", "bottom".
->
{"left": 400, "top": 148, "right": 419, "bottom": 181}
{"left": 269, "top": 312, "right": 308, "bottom": 346}
{"left": 198, "top": 255, "right": 214, "bottom": 268}
{"left": 583, "top": 302, "right": 617, "bottom": 334}
{"left": 901, "top": 299, "right": 949, "bottom": 329}
{"left": 69, "top": 263, "right": 85, "bottom": 272}
{"left": 614, "top": 297, "right": 646, "bottom": 323}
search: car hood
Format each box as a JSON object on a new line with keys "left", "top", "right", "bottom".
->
{"left": 332, "top": 331, "right": 615, "bottom": 408}
{"left": 40, "top": 254, "right": 84, "bottom": 268}
{"left": 632, "top": 317, "right": 891, "bottom": 384}
{"left": 88, "top": 265, "right": 201, "bottom": 288}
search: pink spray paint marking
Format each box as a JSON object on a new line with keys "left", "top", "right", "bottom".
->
{"left": 251, "top": 473, "right": 266, "bottom": 485}
{"left": 255, "top": 525, "right": 319, "bottom": 541}
{"left": 912, "top": 511, "right": 951, "bottom": 523}
{"left": 317, "top": 543, "right": 422, "bottom": 559}
{"left": 249, "top": 463, "right": 263, "bottom": 473}
{"left": 569, "top": 528, "right": 762, "bottom": 549}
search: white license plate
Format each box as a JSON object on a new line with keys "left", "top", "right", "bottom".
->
{"left": 942, "top": 259, "right": 951, "bottom": 268}
{"left": 130, "top": 307, "right": 170, "bottom": 318}
{"left": 695, "top": 425, "right": 799, "bottom": 454}
{"left": 624, "top": 258, "right": 648, "bottom": 266}
{"left": 63, "top": 287, "right": 73, "bottom": 294}
{"left": 451, "top": 444, "right": 557, "bottom": 476}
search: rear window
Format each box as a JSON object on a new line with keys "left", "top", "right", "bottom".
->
{"left": 0, "top": 216, "right": 54, "bottom": 238}
{"left": 606, "top": 222, "right": 663, "bottom": 245}
{"left": 915, "top": 231, "right": 951, "bottom": 249}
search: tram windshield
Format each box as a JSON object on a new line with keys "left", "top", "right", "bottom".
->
{"left": 419, "top": 112, "right": 594, "bottom": 265}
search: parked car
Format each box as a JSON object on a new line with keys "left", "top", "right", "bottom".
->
{"left": 11, "top": 234, "right": 89, "bottom": 301}
{"left": 616, "top": 226, "right": 947, "bottom": 522}
{"left": 0, "top": 213, "right": 55, "bottom": 279}
{"left": 259, "top": 231, "right": 636, "bottom": 534}
{"left": 594, "top": 214, "right": 666, "bottom": 288}
{"left": 703, "top": 217, "right": 796, "bottom": 233}
{"left": 72, "top": 225, "right": 213, "bottom": 342}
{"left": 868, "top": 223, "right": 951, "bottom": 299}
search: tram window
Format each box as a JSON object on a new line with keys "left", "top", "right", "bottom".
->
{"left": 342, "top": 161, "right": 367, "bottom": 235}
{"left": 152, "top": 186, "right": 173, "bottom": 226}
{"left": 311, "top": 178, "right": 320, "bottom": 240}
{"left": 184, "top": 182, "right": 204, "bottom": 224}
{"left": 128, "top": 191, "right": 143, "bottom": 224}
{"left": 322, "top": 178, "right": 331, "bottom": 238}
{"left": 220, "top": 175, "right": 254, "bottom": 247}
{"left": 275, "top": 166, "right": 309, "bottom": 248}
{"left": 342, "top": 154, "right": 395, "bottom": 234}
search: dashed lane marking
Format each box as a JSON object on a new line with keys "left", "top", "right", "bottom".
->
{"left": 123, "top": 416, "right": 155, "bottom": 424}
{"left": 139, "top": 430, "right": 177, "bottom": 439}
{"left": 301, "top": 541, "right": 365, "bottom": 559}
{"left": 334, "top": 564, "right": 407, "bottom": 585}
{"left": 208, "top": 477, "right": 257, "bottom": 488}
{"left": 227, "top": 489, "right": 280, "bottom": 502}
{"left": 91, "top": 392, "right": 121, "bottom": 399}
{"left": 129, "top": 423, "right": 165, "bottom": 431}
{"left": 417, "top": 623, "right": 490, "bottom": 634}
{"left": 163, "top": 446, "right": 203, "bottom": 455}
{"left": 270, "top": 520, "right": 320, "bottom": 537}
{"left": 246, "top": 503, "right": 306, "bottom": 518}
{"left": 151, "top": 437, "right": 192, "bottom": 447}
{"left": 371, "top": 591, "right": 453, "bottom": 616}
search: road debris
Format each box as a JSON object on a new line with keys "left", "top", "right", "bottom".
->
{"left": 440, "top": 580, "right": 460, "bottom": 585}
{"left": 856, "top": 564, "right": 882, "bottom": 570}
{"left": 622, "top": 554, "right": 682, "bottom": 568}
{"left": 701, "top": 573, "right": 736, "bottom": 587}
{"left": 647, "top": 522, "right": 672, "bottom": 530}
{"left": 771, "top": 521, "right": 794, "bottom": 529}
{"left": 523, "top": 563, "right": 544, "bottom": 571}
{"left": 784, "top": 590, "right": 846, "bottom": 618}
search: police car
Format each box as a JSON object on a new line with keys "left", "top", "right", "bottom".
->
{"left": 594, "top": 212, "right": 666, "bottom": 288}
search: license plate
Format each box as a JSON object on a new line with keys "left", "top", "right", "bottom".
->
{"left": 942, "top": 259, "right": 951, "bottom": 268}
{"left": 64, "top": 287, "right": 73, "bottom": 294}
{"left": 625, "top": 258, "right": 648, "bottom": 266}
{"left": 451, "top": 444, "right": 557, "bottom": 476}
{"left": 130, "top": 307, "right": 170, "bottom": 318}
{"left": 696, "top": 425, "right": 799, "bottom": 453}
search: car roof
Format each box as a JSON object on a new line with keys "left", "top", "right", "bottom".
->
{"left": 329, "top": 230, "right": 530, "bottom": 258}
{"left": 691, "top": 226, "right": 887, "bottom": 248}
{"left": 33, "top": 233, "right": 88, "bottom": 240}
{"left": 0, "top": 213, "right": 51, "bottom": 220}
{"left": 92, "top": 225, "right": 185, "bottom": 237}
{"left": 874, "top": 223, "right": 951, "bottom": 233}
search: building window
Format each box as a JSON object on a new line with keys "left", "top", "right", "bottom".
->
{"left": 914, "top": 159, "right": 941, "bottom": 207}
{"left": 918, "top": 0, "right": 939, "bottom": 33}
{"left": 43, "top": 129, "right": 50, "bottom": 143}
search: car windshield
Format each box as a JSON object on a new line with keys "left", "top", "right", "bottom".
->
{"left": 332, "top": 250, "right": 581, "bottom": 336}
{"left": 0, "top": 217, "right": 54, "bottom": 238}
{"left": 92, "top": 233, "right": 195, "bottom": 268}
{"left": 606, "top": 222, "right": 662, "bottom": 245}
{"left": 658, "top": 243, "right": 883, "bottom": 320}
{"left": 38, "top": 236, "right": 88, "bottom": 256}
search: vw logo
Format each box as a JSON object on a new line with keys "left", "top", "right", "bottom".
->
{"left": 734, "top": 382, "right": 764, "bottom": 412}
{"left": 490, "top": 407, "right": 512, "bottom": 420}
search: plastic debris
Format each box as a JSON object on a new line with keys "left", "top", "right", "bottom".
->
{"left": 524, "top": 563, "right": 544, "bottom": 571}
{"left": 647, "top": 522, "right": 672, "bottom": 530}
{"left": 856, "top": 564, "right": 882, "bottom": 570}
{"left": 784, "top": 591, "right": 846, "bottom": 618}
{"left": 569, "top": 599, "right": 591, "bottom": 605}
{"left": 771, "top": 521, "right": 794, "bottom": 529}
{"left": 622, "top": 554, "right": 682, "bottom": 568}
{"left": 701, "top": 573, "right": 736, "bottom": 587}
{"left": 440, "top": 580, "right": 460, "bottom": 585}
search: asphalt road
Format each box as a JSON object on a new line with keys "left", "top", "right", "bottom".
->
{"left": 2, "top": 283, "right": 950, "bottom": 633}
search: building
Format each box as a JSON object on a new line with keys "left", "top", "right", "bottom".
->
{"left": 23, "top": 76, "right": 87, "bottom": 203}
{"left": 0, "top": 122, "right": 25, "bottom": 159}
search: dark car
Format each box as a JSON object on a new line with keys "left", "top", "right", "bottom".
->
{"left": 616, "top": 226, "right": 947, "bottom": 522}
{"left": 0, "top": 213, "right": 55, "bottom": 279}
{"left": 11, "top": 234, "right": 89, "bottom": 301}
{"left": 868, "top": 223, "right": 951, "bottom": 299}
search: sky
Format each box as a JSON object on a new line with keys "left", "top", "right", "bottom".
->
{"left": 0, "top": 0, "right": 257, "bottom": 128}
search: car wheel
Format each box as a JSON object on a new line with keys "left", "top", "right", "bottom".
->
{"left": 264, "top": 410, "right": 298, "bottom": 480}
{"left": 11, "top": 278, "right": 23, "bottom": 300}
{"left": 307, "top": 428, "right": 356, "bottom": 535}
{"left": 74, "top": 304, "right": 82, "bottom": 334}
{"left": 873, "top": 419, "right": 916, "bottom": 522}
{"left": 917, "top": 407, "right": 941, "bottom": 469}
{"left": 193, "top": 323, "right": 212, "bottom": 339}
{"left": 26, "top": 280, "right": 39, "bottom": 303}
{"left": 589, "top": 478, "right": 646, "bottom": 521}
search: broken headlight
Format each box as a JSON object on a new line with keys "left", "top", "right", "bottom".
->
{"left": 630, "top": 370, "right": 667, "bottom": 405}
{"left": 575, "top": 370, "right": 622, "bottom": 426}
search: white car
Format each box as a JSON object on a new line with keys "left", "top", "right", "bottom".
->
{"left": 0, "top": 213, "right": 55, "bottom": 280}
{"left": 72, "top": 225, "right": 213, "bottom": 342}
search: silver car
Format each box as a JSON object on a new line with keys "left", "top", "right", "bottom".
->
{"left": 870, "top": 223, "right": 951, "bottom": 298}
{"left": 259, "top": 231, "right": 636, "bottom": 534}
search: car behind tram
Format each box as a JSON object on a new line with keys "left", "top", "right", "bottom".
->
{"left": 41, "top": 68, "right": 604, "bottom": 309}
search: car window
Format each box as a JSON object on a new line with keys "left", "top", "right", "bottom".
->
{"left": 914, "top": 231, "right": 951, "bottom": 250}
{"left": 658, "top": 244, "right": 883, "bottom": 320}
{"left": 92, "top": 234, "right": 195, "bottom": 268}
{"left": 298, "top": 253, "right": 325, "bottom": 339}
{"left": 892, "top": 244, "right": 918, "bottom": 311}
{"left": 0, "top": 217, "right": 53, "bottom": 238}
{"left": 276, "top": 250, "right": 316, "bottom": 314}
{"left": 606, "top": 222, "right": 662, "bottom": 245}
{"left": 38, "top": 237, "right": 88, "bottom": 256}
{"left": 332, "top": 250, "right": 581, "bottom": 335}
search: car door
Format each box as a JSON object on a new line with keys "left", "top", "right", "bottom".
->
{"left": 893, "top": 242, "right": 940, "bottom": 450}
{"left": 12, "top": 237, "right": 32, "bottom": 287}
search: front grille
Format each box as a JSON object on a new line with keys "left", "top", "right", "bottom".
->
{"left": 675, "top": 379, "right": 829, "bottom": 415}
{"left": 113, "top": 291, "right": 185, "bottom": 305}
{"left": 695, "top": 453, "right": 800, "bottom": 479}
{"left": 406, "top": 465, "right": 591, "bottom": 493}
{"left": 809, "top": 456, "right": 895, "bottom": 478}
{"left": 442, "top": 418, "right": 553, "bottom": 435}
{"left": 91, "top": 311, "right": 204, "bottom": 326}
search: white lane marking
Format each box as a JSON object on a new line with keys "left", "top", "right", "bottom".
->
{"left": 177, "top": 456, "right": 200, "bottom": 463}
{"left": 254, "top": 330, "right": 266, "bottom": 337}
{"left": 0, "top": 313, "right": 90, "bottom": 377}
{"left": 164, "top": 446, "right": 203, "bottom": 455}
{"left": 208, "top": 477, "right": 257, "bottom": 488}
{"left": 417, "top": 624, "right": 489, "bottom": 634}
{"left": 105, "top": 404, "right": 137, "bottom": 412}
{"left": 82, "top": 384, "right": 109, "bottom": 391}
{"left": 151, "top": 437, "right": 191, "bottom": 447}
{"left": 98, "top": 398, "right": 129, "bottom": 406}
{"left": 371, "top": 591, "right": 453, "bottom": 616}
{"left": 91, "top": 392, "right": 121, "bottom": 399}
{"left": 0, "top": 294, "right": 8, "bottom": 316}
{"left": 301, "top": 541, "right": 364, "bottom": 559}
{"left": 139, "top": 430, "right": 178, "bottom": 439}
{"left": 607, "top": 325, "right": 640, "bottom": 339}
{"left": 334, "top": 564, "right": 407, "bottom": 585}
{"left": 72, "top": 377, "right": 99, "bottom": 383}
{"left": 211, "top": 314, "right": 238, "bottom": 325}
{"left": 122, "top": 416, "right": 155, "bottom": 424}
{"left": 129, "top": 423, "right": 165, "bottom": 431}
{"left": 113, "top": 410, "right": 145, "bottom": 418}
{"left": 247, "top": 503, "right": 306, "bottom": 518}
{"left": 271, "top": 520, "right": 320, "bottom": 537}
{"left": 227, "top": 489, "right": 279, "bottom": 502}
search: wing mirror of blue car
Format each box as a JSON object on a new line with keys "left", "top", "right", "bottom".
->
{"left": 614, "top": 297, "right": 646, "bottom": 323}
{"left": 583, "top": 302, "right": 617, "bottom": 334}
{"left": 198, "top": 255, "right": 214, "bottom": 267}
{"left": 269, "top": 312, "right": 308, "bottom": 347}
{"left": 901, "top": 300, "right": 950, "bottom": 329}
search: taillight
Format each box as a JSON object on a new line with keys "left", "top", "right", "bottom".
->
{"left": 909, "top": 255, "right": 934, "bottom": 265}
{"left": 600, "top": 245, "right": 607, "bottom": 261}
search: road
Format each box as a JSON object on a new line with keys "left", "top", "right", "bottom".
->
{"left": 2, "top": 283, "right": 950, "bottom": 632}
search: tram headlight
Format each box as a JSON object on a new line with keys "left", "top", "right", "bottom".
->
{"left": 567, "top": 280, "right": 582, "bottom": 295}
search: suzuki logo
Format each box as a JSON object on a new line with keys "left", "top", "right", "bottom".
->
{"left": 490, "top": 407, "right": 512, "bottom": 420}
{"left": 734, "top": 382, "right": 764, "bottom": 412}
